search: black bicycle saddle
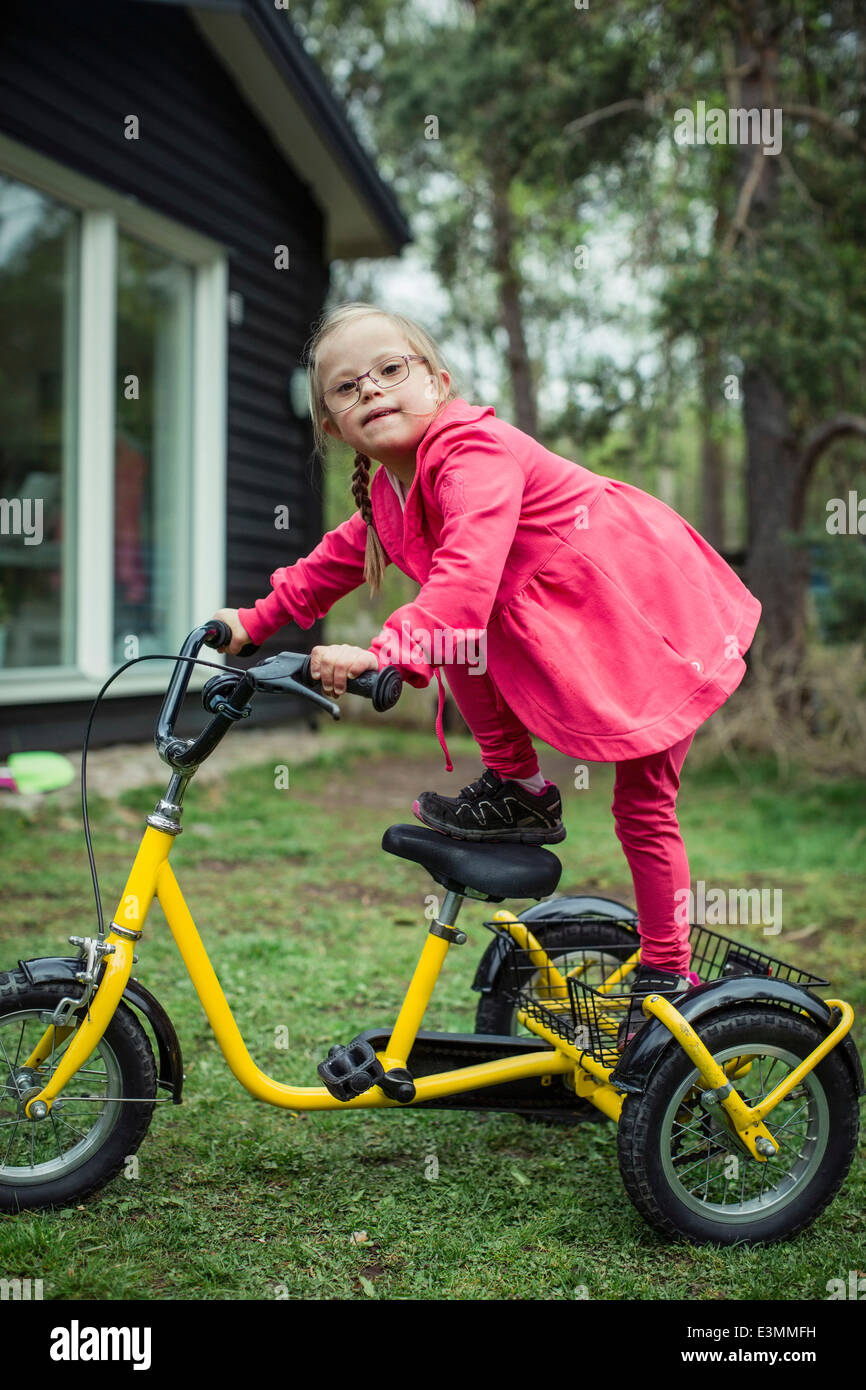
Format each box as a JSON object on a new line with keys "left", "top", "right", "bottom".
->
{"left": 381, "top": 823, "right": 562, "bottom": 903}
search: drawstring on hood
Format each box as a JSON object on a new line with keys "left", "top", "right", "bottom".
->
{"left": 434, "top": 667, "right": 453, "bottom": 771}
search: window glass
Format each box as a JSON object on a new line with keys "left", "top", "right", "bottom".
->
{"left": 0, "top": 175, "right": 78, "bottom": 669}
{"left": 114, "top": 236, "right": 193, "bottom": 662}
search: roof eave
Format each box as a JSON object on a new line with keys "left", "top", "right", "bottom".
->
{"left": 184, "top": 0, "right": 411, "bottom": 261}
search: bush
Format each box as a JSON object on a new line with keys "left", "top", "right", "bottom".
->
{"left": 692, "top": 640, "right": 866, "bottom": 780}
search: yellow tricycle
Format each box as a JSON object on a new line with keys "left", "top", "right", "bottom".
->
{"left": 1, "top": 621, "right": 861, "bottom": 1246}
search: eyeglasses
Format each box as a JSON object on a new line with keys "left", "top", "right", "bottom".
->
{"left": 321, "top": 353, "right": 429, "bottom": 414}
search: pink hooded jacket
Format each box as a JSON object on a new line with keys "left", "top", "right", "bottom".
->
{"left": 238, "top": 397, "right": 762, "bottom": 770}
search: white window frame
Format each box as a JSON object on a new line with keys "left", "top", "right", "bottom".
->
{"left": 0, "top": 132, "right": 228, "bottom": 704}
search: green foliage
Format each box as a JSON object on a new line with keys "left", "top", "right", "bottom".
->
{"left": 817, "top": 539, "right": 866, "bottom": 642}
{"left": 649, "top": 0, "right": 866, "bottom": 428}
{"left": 291, "top": 0, "right": 660, "bottom": 431}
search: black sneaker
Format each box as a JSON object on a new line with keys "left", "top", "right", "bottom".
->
{"left": 412, "top": 767, "right": 566, "bottom": 845}
{"left": 617, "top": 964, "right": 699, "bottom": 1050}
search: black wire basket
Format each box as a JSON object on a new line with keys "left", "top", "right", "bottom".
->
{"left": 490, "top": 921, "right": 831, "bottom": 1067}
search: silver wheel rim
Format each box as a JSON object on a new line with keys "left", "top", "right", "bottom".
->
{"left": 0, "top": 1007, "right": 123, "bottom": 1185}
{"left": 659, "top": 1041, "right": 829, "bottom": 1224}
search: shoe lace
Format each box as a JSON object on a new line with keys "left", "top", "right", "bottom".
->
{"left": 457, "top": 769, "right": 500, "bottom": 801}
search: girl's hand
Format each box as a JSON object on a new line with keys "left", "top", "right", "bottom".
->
{"left": 309, "top": 644, "right": 379, "bottom": 696}
{"left": 210, "top": 608, "right": 253, "bottom": 655}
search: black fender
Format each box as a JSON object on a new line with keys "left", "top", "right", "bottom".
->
{"left": 611, "top": 975, "right": 864, "bottom": 1099}
{"left": 17, "top": 956, "right": 183, "bottom": 1104}
{"left": 472, "top": 894, "right": 638, "bottom": 996}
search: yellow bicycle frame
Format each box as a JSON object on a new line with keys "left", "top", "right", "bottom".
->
{"left": 22, "top": 834, "right": 854, "bottom": 1152}
{"left": 22, "top": 830, "right": 571, "bottom": 1116}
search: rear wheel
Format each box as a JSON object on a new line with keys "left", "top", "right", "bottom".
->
{"left": 475, "top": 917, "right": 640, "bottom": 1036}
{"left": 617, "top": 1005, "right": 860, "bottom": 1245}
{"left": 474, "top": 915, "right": 640, "bottom": 1123}
{"left": 0, "top": 971, "right": 157, "bottom": 1213}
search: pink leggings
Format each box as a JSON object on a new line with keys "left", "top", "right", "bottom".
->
{"left": 445, "top": 665, "right": 694, "bottom": 974}
{"left": 609, "top": 731, "right": 694, "bottom": 975}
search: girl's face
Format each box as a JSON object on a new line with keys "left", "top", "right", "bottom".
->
{"left": 318, "top": 318, "right": 450, "bottom": 470}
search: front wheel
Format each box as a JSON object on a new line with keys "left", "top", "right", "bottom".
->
{"left": 617, "top": 1005, "right": 860, "bottom": 1246}
{"left": 0, "top": 971, "right": 157, "bottom": 1213}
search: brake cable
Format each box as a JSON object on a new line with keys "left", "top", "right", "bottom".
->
{"left": 78, "top": 653, "right": 249, "bottom": 941}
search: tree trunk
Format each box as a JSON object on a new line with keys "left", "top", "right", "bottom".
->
{"left": 466, "top": 0, "right": 537, "bottom": 434}
{"left": 742, "top": 365, "right": 810, "bottom": 704}
{"left": 699, "top": 334, "right": 726, "bottom": 550}
{"left": 730, "top": 20, "right": 808, "bottom": 703}
{"left": 489, "top": 175, "right": 538, "bottom": 436}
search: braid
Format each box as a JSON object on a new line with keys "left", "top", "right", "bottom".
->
{"left": 351, "top": 451, "right": 388, "bottom": 596}
{"left": 351, "top": 451, "right": 374, "bottom": 525}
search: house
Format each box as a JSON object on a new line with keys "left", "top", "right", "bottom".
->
{"left": 0, "top": 0, "right": 411, "bottom": 755}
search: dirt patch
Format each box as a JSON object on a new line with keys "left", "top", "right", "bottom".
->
{"left": 329, "top": 749, "right": 489, "bottom": 816}
{"left": 337, "top": 743, "right": 601, "bottom": 817}
{"left": 0, "top": 728, "right": 348, "bottom": 816}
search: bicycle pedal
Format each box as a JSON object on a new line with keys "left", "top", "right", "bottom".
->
{"left": 317, "top": 1040, "right": 417, "bottom": 1104}
{"left": 317, "top": 1038, "right": 385, "bottom": 1102}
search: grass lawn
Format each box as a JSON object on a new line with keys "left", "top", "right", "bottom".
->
{"left": 0, "top": 722, "right": 863, "bottom": 1301}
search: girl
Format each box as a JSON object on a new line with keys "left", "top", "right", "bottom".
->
{"left": 213, "top": 301, "right": 762, "bottom": 1021}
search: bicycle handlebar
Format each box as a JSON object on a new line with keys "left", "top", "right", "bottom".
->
{"left": 154, "top": 622, "right": 252, "bottom": 773}
{"left": 205, "top": 618, "right": 259, "bottom": 660}
{"left": 154, "top": 621, "right": 403, "bottom": 774}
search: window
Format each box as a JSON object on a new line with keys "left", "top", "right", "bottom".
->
{"left": 0, "top": 139, "right": 227, "bottom": 702}
{"left": 0, "top": 178, "right": 78, "bottom": 669}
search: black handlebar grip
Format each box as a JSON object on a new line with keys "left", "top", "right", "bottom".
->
{"left": 203, "top": 619, "right": 259, "bottom": 658}
{"left": 299, "top": 657, "right": 402, "bottom": 712}
{"left": 346, "top": 665, "right": 403, "bottom": 712}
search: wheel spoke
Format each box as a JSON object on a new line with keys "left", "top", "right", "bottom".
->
{"left": 1, "top": 1119, "right": 21, "bottom": 1166}
{"left": 672, "top": 1115, "right": 710, "bottom": 1141}
{"left": 702, "top": 1146, "right": 715, "bottom": 1200}
{"left": 49, "top": 1109, "right": 65, "bottom": 1165}
{"left": 50, "top": 1114, "right": 90, "bottom": 1143}
{"left": 758, "top": 1157, "right": 770, "bottom": 1199}
{"left": 740, "top": 1152, "right": 747, "bottom": 1204}
{"left": 772, "top": 1099, "right": 810, "bottom": 1129}
{"left": 0, "top": 1029, "right": 16, "bottom": 1078}
{"left": 768, "top": 1131, "right": 811, "bottom": 1163}
{"left": 12, "top": 1020, "right": 27, "bottom": 1072}
{"left": 674, "top": 1142, "right": 731, "bottom": 1182}
{"left": 46, "top": 1067, "right": 108, "bottom": 1082}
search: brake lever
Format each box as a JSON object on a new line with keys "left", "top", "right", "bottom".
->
{"left": 250, "top": 651, "right": 341, "bottom": 718}
{"left": 263, "top": 675, "right": 340, "bottom": 719}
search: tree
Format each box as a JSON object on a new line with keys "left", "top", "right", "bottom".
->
{"left": 652, "top": 0, "right": 866, "bottom": 699}
{"left": 291, "top": 0, "right": 654, "bottom": 434}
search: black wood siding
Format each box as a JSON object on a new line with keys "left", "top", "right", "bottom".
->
{"left": 0, "top": 0, "right": 333, "bottom": 754}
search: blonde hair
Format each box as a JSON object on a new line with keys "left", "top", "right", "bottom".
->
{"left": 303, "top": 302, "right": 459, "bottom": 596}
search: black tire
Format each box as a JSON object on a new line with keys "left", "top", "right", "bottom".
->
{"left": 617, "top": 1004, "right": 860, "bottom": 1246}
{"left": 0, "top": 971, "right": 157, "bottom": 1213}
{"left": 474, "top": 917, "right": 640, "bottom": 1124}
